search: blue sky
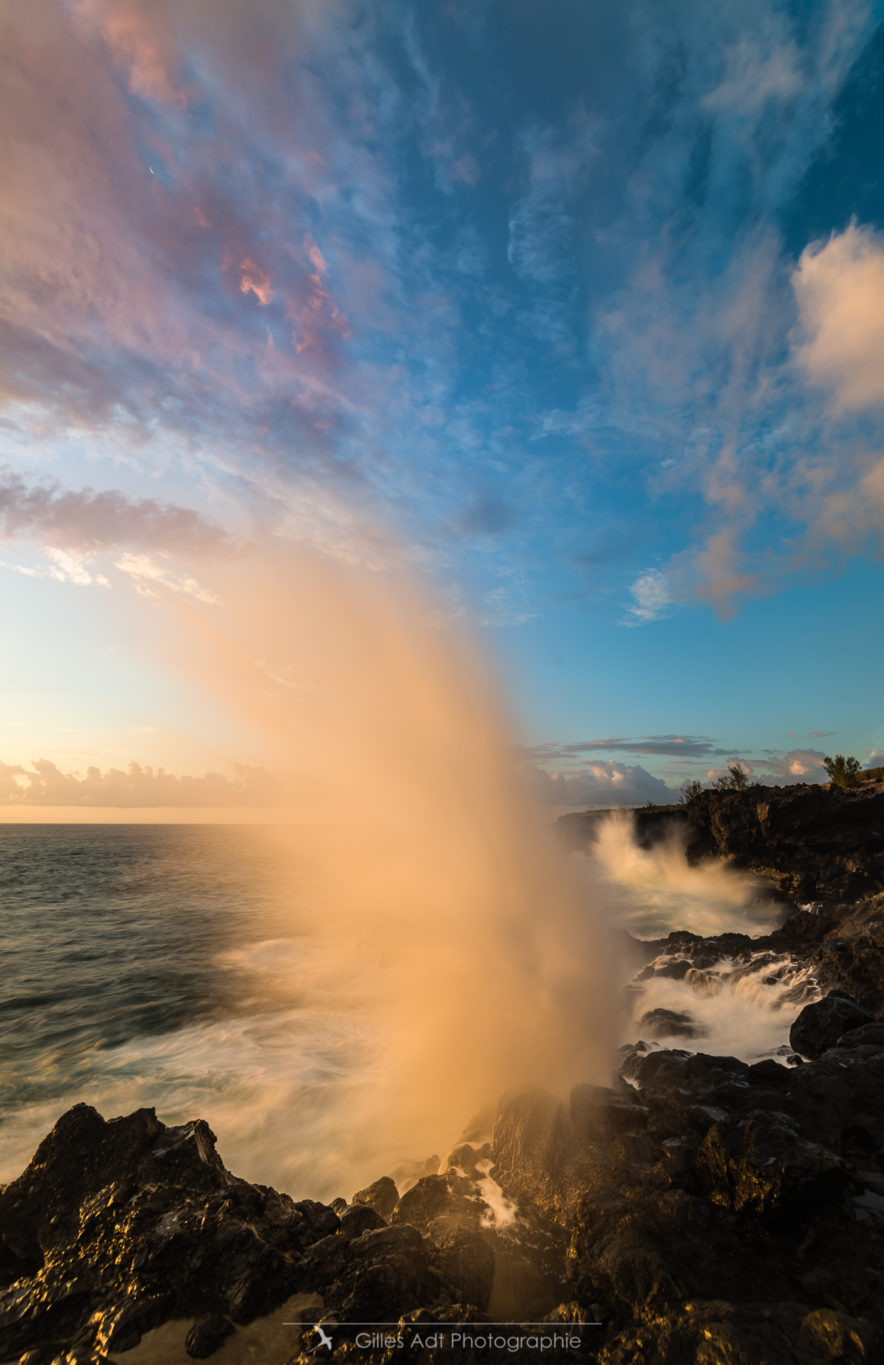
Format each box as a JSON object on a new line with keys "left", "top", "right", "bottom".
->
{"left": 1, "top": 0, "right": 883, "bottom": 809}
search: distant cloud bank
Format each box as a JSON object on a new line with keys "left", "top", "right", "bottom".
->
{"left": 0, "top": 759, "right": 288, "bottom": 808}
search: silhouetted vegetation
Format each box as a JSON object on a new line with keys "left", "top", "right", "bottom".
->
{"left": 711, "top": 763, "right": 750, "bottom": 792}
{"left": 823, "top": 754, "right": 861, "bottom": 788}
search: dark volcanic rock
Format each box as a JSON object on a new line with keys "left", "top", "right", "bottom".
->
{"left": 806, "top": 893, "right": 884, "bottom": 1014}
{"left": 5, "top": 1048, "right": 884, "bottom": 1365}
{"left": 0, "top": 1104, "right": 339, "bottom": 1361}
{"left": 353, "top": 1174, "right": 399, "bottom": 1220}
{"left": 338, "top": 1202, "right": 387, "bottom": 1235}
{"left": 298, "top": 1223, "right": 442, "bottom": 1321}
{"left": 682, "top": 783, "right": 884, "bottom": 904}
{"left": 639, "top": 1007, "right": 701, "bottom": 1039}
{"left": 790, "top": 991, "right": 874, "bottom": 1058}
{"left": 185, "top": 1311, "right": 235, "bottom": 1358}
{"left": 695, "top": 1111, "right": 851, "bottom": 1219}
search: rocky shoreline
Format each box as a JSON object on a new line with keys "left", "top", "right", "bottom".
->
{"left": 2, "top": 786, "right": 883, "bottom": 1364}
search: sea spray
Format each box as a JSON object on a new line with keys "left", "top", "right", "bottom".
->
{"left": 156, "top": 544, "right": 619, "bottom": 1195}
{"left": 585, "top": 810, "right": 783, "bottom": 938}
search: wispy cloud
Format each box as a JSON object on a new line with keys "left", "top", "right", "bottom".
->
{"left": 0, "top": 466, "right": 232, "bottom": 556}
{"left": 115, "top": 552, "right": 217, "bottom": 602}
{"left": 525, "top": 734, "right": 734, "bottom": 761}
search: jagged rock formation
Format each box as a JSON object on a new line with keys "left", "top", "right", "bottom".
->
{"left": 3, "top": 992, "right": 884, "bottom": 1365}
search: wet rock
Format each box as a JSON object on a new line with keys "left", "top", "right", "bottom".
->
{"left": 490, "top": 1088, "right": 597, "bottom": 1220}
{"left": 695, "top": 1111, "right": 851, "bottom": 1219}
{"left": 639, "top": 1007, "right": 701, "bottom": 1039}
{"left": 0, "top": 1105, "right": 339, "bottom": 1361}
{"left": 391, "top": 1174, "right": 453, "bottom": 1226}
{"left": 445, "top": 1142, "right": 488, "bottom": 1176}
{"left": 655, "top": 958, "right": 692, "bottom": 980}
{"left": 184, "top": 1311, "right": 234, "bottom": 1358}
{"left": 570, "top": 1085, "right": 648, "bottom": 1140}
{"left": 298, "top": 1222, "right": 441, "bottom": 1322}
{"left": 338, "top": 1202, "right": 387, "bottom": 1236}
{"left": 799, "top": 1307, "right": 879, "bottom": 1361}
{"left": 352, "top": 1175, "right": 399, "bottom": 1220}
{"left": 790, "top": 992, "right": 875, "bottom": 1059}
{"left": 424, "top": 1223, "right": 494, "bottom": 1309}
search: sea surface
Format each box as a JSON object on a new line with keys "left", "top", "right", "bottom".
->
{"left": 0, "top": 825, "right": 334, "bottom": 1190}
{"left": 0, "top": 821, "right": 817, "bottom": 1200}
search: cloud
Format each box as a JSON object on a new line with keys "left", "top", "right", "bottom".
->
{"left": 793, "top": 223, "right": 884, "bottom": 411}
{"left": 507, "top": 118, "right": 593, "bottom": 288}
{"left": 0, "top": 756, "right": 290, "bottom": 807}
{"left": 75, "top": 0, "right": 185, "bottom": 106}
{"left": 703, "top": 35, "right": 803, "bottom": 113}
{"left": 115, "top": 552, "right": 217, "bottom": 602}
{"left": 45, "top": 549, "right": 110, "bottom": 588}
{"left": 687, "top": 528, "right": 757, "bottom": 614}
{"left": 757, "top": 748, "right": 829, "bottom": 783}
{"left": 526, "top": 735, "right": 732, "bottom": 761}
{"left": 525, "top": 759, "right": 677, "bottom": 808}
{"left": 0, "top": 466, "right": 232, "bottom": 556}
{"left": 622, "top": 567, "right": 677, "bottom": 625}
{"left": 0, "top": 0, "right": 881, "bottom": 628}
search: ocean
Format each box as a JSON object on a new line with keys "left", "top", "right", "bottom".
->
{"left": 0, "top": 824, "right": 342, "bottom": 1194}
{"left": 0, "top": 820, "right": 817, "bottom": 1203}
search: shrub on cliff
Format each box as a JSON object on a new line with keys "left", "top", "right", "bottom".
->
{"left": 823, "top": 754, "right": 861, "bottom": 788}
{"left": 712, "top": 763, "right": 750, "bottom": 792}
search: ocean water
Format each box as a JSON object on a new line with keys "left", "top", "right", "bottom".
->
{"left": 0, "top": 821, "right": 815, "bottom": 1202}
{"left": 0, "top": 824, "right": 330, "bottom": 1191}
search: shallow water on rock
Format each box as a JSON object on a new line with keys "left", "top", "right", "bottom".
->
{"left": 624, "top": 948, "right": 820, "bottom": 1063}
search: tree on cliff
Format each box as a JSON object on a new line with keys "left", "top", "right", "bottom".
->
{"left": 823, "top": 754, "right": 861, "bottom": 788}
{"left": 712, "top": 763, "right": 750, "bottom": 791}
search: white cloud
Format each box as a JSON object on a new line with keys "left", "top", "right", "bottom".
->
{"left": 1, "top": 547, "right": 110, "bottom": 587}
{"left": 45, "top": 548, "right": 110, "bottom": 587}
{"left": 622, "top": 567, "right": 676, "bottom": 625}
{"left": 758, "top": 748, "right": 829, "bottom": 783}
{"left": 114, "top": 552, "right": 217, "bottom": 602}
{"left": 793, "top": 222, "right": 884, "bottom": 411}
{"left": 525, "top": 759, "right": 676, "bottom": 808}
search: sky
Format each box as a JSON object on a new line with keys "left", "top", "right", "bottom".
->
{"left": 1, "top": 0, "right": 884, "bottom": 815}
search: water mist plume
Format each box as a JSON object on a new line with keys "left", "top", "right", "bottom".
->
{"left": 161, "top": 544, "right": 616, "bottom": 1195}
{"left": 587, "top": 812, "right": 783, "bottom": 939}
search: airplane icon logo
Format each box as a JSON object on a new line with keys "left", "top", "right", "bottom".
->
{"left": 312, "top": 1324, "right": 334, "bottom": 1352}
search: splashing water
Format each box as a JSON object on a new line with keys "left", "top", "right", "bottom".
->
{"left": 586, "top": 811, "right": 783, "bottom": 938}
{"left": 625, "top": 950, "right": 820, "bottom": 1063}
{"left": 149, "top": 546, "right": 619, "bottom": 1195}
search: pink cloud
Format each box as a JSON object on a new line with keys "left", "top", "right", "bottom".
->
{"left": 0, "top": 0, "right": 383, "bottom": 452}
{"left": 239, "top": 258, "right": 273, "bottom": 306}
{"left": 75, "top": 0, "right": 185, "bottom": 105}
{"left": 0, "top": 466, "right": 233, "bottom": 556}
